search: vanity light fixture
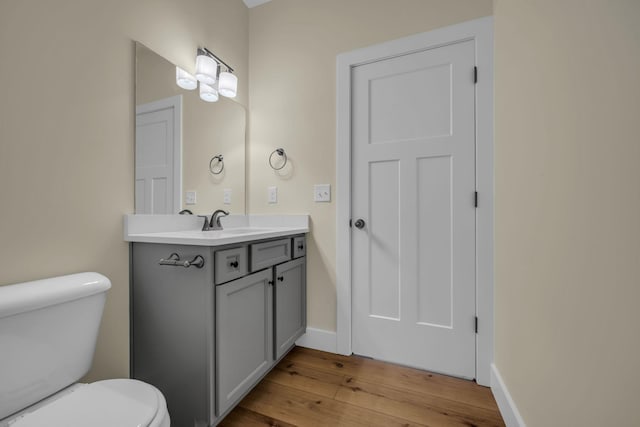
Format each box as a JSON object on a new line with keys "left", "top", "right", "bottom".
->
{"left": 199, "top": 82, "right": 219, "bottom": 102}
{"left": 218, "top": 71, "right": 238, "bottom": 98}
{"left": 176, "top": 47, "right": 238, "bottom": 102}
{"left": 175, "top": 67, "right": 197, "bottom": 90}
{"left": 195, "top": 52, "right": 218, "bottom": 85}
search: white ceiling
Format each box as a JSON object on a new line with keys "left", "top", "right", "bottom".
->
{"left": 242, "top": 0, "right": 272, "bottom": 8}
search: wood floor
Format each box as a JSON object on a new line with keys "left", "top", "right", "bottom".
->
{"left": 220, "top": 347, "right": 505, "bottom": 427}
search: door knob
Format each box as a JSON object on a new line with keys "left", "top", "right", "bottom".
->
{"left": 354, "top": 219, "right": 366, "bottom": 229}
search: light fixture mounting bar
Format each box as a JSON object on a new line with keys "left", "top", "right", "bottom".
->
{"left": 198, "top": 47, "right": 234, "bottom": 73}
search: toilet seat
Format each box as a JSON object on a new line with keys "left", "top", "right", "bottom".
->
{"left": 11, "top": 379, "right": 169, "bottom": 427}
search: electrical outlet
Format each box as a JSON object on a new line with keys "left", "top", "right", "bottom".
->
{"left": 268, "top": 186, "right": 278, "bottom": 204}
{"left": 314, "top": 184, "right": 331, "bottom": 202}
{"left": 185, "top": 191, "right": 197, "bottom": 205}
{"left": 223, "top": 189, "right": 232, "bottom": 205}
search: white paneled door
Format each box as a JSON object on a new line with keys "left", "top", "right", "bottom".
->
{"left": 135, "top": 96, "right": 181, "bottom": 215}
{"left": 351, "top": 40, "right": 476, "bottom": 379}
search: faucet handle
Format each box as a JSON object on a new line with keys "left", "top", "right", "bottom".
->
{"left": 197, "top": 215, "right": 210, "bottom": 231}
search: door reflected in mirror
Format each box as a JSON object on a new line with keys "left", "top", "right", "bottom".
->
{"left": 135, "top": 43, "right": 246, "bottom": 215}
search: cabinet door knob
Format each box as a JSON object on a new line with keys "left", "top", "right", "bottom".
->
{"left": 229, "top": 261, "right": 239, "bottom": 268}
{"left": 268, "top": 280, "right": 274, "bottom": 286}
{"left": 298, "top": 244, "right": 304, "bottom": 250}
{"left": 354, "top": 219, "right": 366, "bottom": 229}
{"left": 277, "top": 276, "right": 284, "bottom": 282}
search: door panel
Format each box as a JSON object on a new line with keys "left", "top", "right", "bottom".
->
{"left": 352, "top": 40, "right": 476, "bottom": 379}
{"left": 368, "top": 160, "right": 400, "bottom": 320}
{"left": 369, "top": 63, "right": 452, "bottom": 143}
{"left": 417, "top": 155, "right": 453, "bottom": 328}
{"left": 151, "top": 176, "right": 168, "bottom": 214}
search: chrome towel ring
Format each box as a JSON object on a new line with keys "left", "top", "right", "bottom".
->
{"left": 269, "top": 148, "right": 287, "bottom": 170}
{"left": 209, "top": 154, "right": 224, "bottom": 175}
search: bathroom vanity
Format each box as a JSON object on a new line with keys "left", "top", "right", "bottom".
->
{"left": 125, "top": 215, "right": 308, "bottom": 427}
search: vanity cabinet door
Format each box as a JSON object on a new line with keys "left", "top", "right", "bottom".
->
{"left": 274, "top": 257, "right": 307, "bottom": 360}
{"left": 216, "top": 269, "right": 273, "bottom": 417}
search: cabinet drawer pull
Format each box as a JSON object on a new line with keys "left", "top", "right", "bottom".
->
{"left": 159, "top": 253, "right": 205, "bottom": 269}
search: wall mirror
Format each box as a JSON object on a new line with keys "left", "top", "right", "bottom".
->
{"left": 135, "top": 42, "right": 246, "bottom": 215}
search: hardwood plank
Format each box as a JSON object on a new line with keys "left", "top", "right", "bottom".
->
{"left": 221, "top": 347, "right": 504, "bottom": 427}
{"left": 285, "top": 347, "right": 498, "bottom": 411}
{"left": 218, "top": 406, "right": 297, "bottom": 427}
{"left": 240, "top": 379, "right": 427, "bottom": 427}
{"left": 264, "top": 360, "right": 345, "bottom": 398}
{"left": 335, "top": 376, "right": 505, "bottom": 427}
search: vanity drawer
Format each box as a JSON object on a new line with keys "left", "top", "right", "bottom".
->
{"left": 251, "top": 238, "right": 291, "bottom": 271}
{"left": 292, "top": 236, "right": 306, "bottom": 258}
{"left": 215, "top": 246, "right": 248, "bottom": 284}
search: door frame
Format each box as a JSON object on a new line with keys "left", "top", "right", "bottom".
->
{"left": 135, "top": 94, "right": 183, "bottom": 214}
{"left": 335, "top": 16, "right": 494, "bottom": 386}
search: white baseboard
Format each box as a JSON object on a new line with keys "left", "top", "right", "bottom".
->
{"left": 491, "top": 364, "right": 527, "bottom": 427}
{"left": 295, "top": 327, "right": 337, "bottom": 354}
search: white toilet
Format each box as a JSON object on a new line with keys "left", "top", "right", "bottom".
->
{"left": 0, "top": 272, "right": 170, "bottom": 427}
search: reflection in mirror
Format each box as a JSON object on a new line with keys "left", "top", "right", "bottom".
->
{"left": 135, "top": 43, "right": 246, "bottom": 215}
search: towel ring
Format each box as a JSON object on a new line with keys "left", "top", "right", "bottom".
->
{"left": 269, "top": 148, "right": 287, "bottom": 170}
{"left": 209, "top": 154, "right": 224, "bottom": 175}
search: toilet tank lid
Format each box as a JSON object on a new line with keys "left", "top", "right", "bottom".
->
{"left": 0, "top": 272, "right": 111, "bottom": 319}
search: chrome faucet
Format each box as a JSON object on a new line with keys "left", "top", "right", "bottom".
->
{"left": 197, "top": 215, "right": 211, "bottom": 231}
{"left": 209, "top": 209, "right": 229, "bottom": 230}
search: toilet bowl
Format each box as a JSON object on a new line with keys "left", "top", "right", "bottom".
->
{"left": 0, "top": 273, "right": 170, "bottom": 427}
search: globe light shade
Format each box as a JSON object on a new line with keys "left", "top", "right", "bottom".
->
{"left": 218, "top": 71, "right": 238, "bottom": 98}
{"left": 199, "top": 82, "right": 219, "bottom": 102}
{"left": 175, "top": 67, "right": 197, "bottom": 90}
{"left": 195, "top": 54, "right": 217, "bottom": 85}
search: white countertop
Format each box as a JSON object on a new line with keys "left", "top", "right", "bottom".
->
{"left": 124, "top": 214, "right": 309, "bottom": 246}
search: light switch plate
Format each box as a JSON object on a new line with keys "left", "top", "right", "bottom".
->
{"left": 223, "top": 189, "right": 232, "bottom": 205}
{"left": 267, "top": 186, "right": 278, "bottom": 204}
{"left": 314, "top": 184, "right": 331, "bottom": 202}
{"left": 185, "top": 191, "right": 197, "bottom": 205}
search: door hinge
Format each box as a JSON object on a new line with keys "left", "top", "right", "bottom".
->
{"left": 474, "top": 66, "right": 478, "bottom": 84}
{"left": 475, "top": 316, "right": 478, "bottom": 334}
{"left": 474, "top": 191, "right": 478, "bottom": 208}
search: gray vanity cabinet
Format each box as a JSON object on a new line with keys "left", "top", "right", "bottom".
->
{"left": 131, "top": 234, "right": 306, "bottom": 426}
{"left": 215, "top": 268, "right": 273, "bottom": 417}
{"left": 274, "top": 257, "right": 307, "bottom": 359}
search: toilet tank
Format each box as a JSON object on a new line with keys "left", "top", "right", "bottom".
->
{"left": 0, "top": 272, "right": 111, "bottom": 420}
